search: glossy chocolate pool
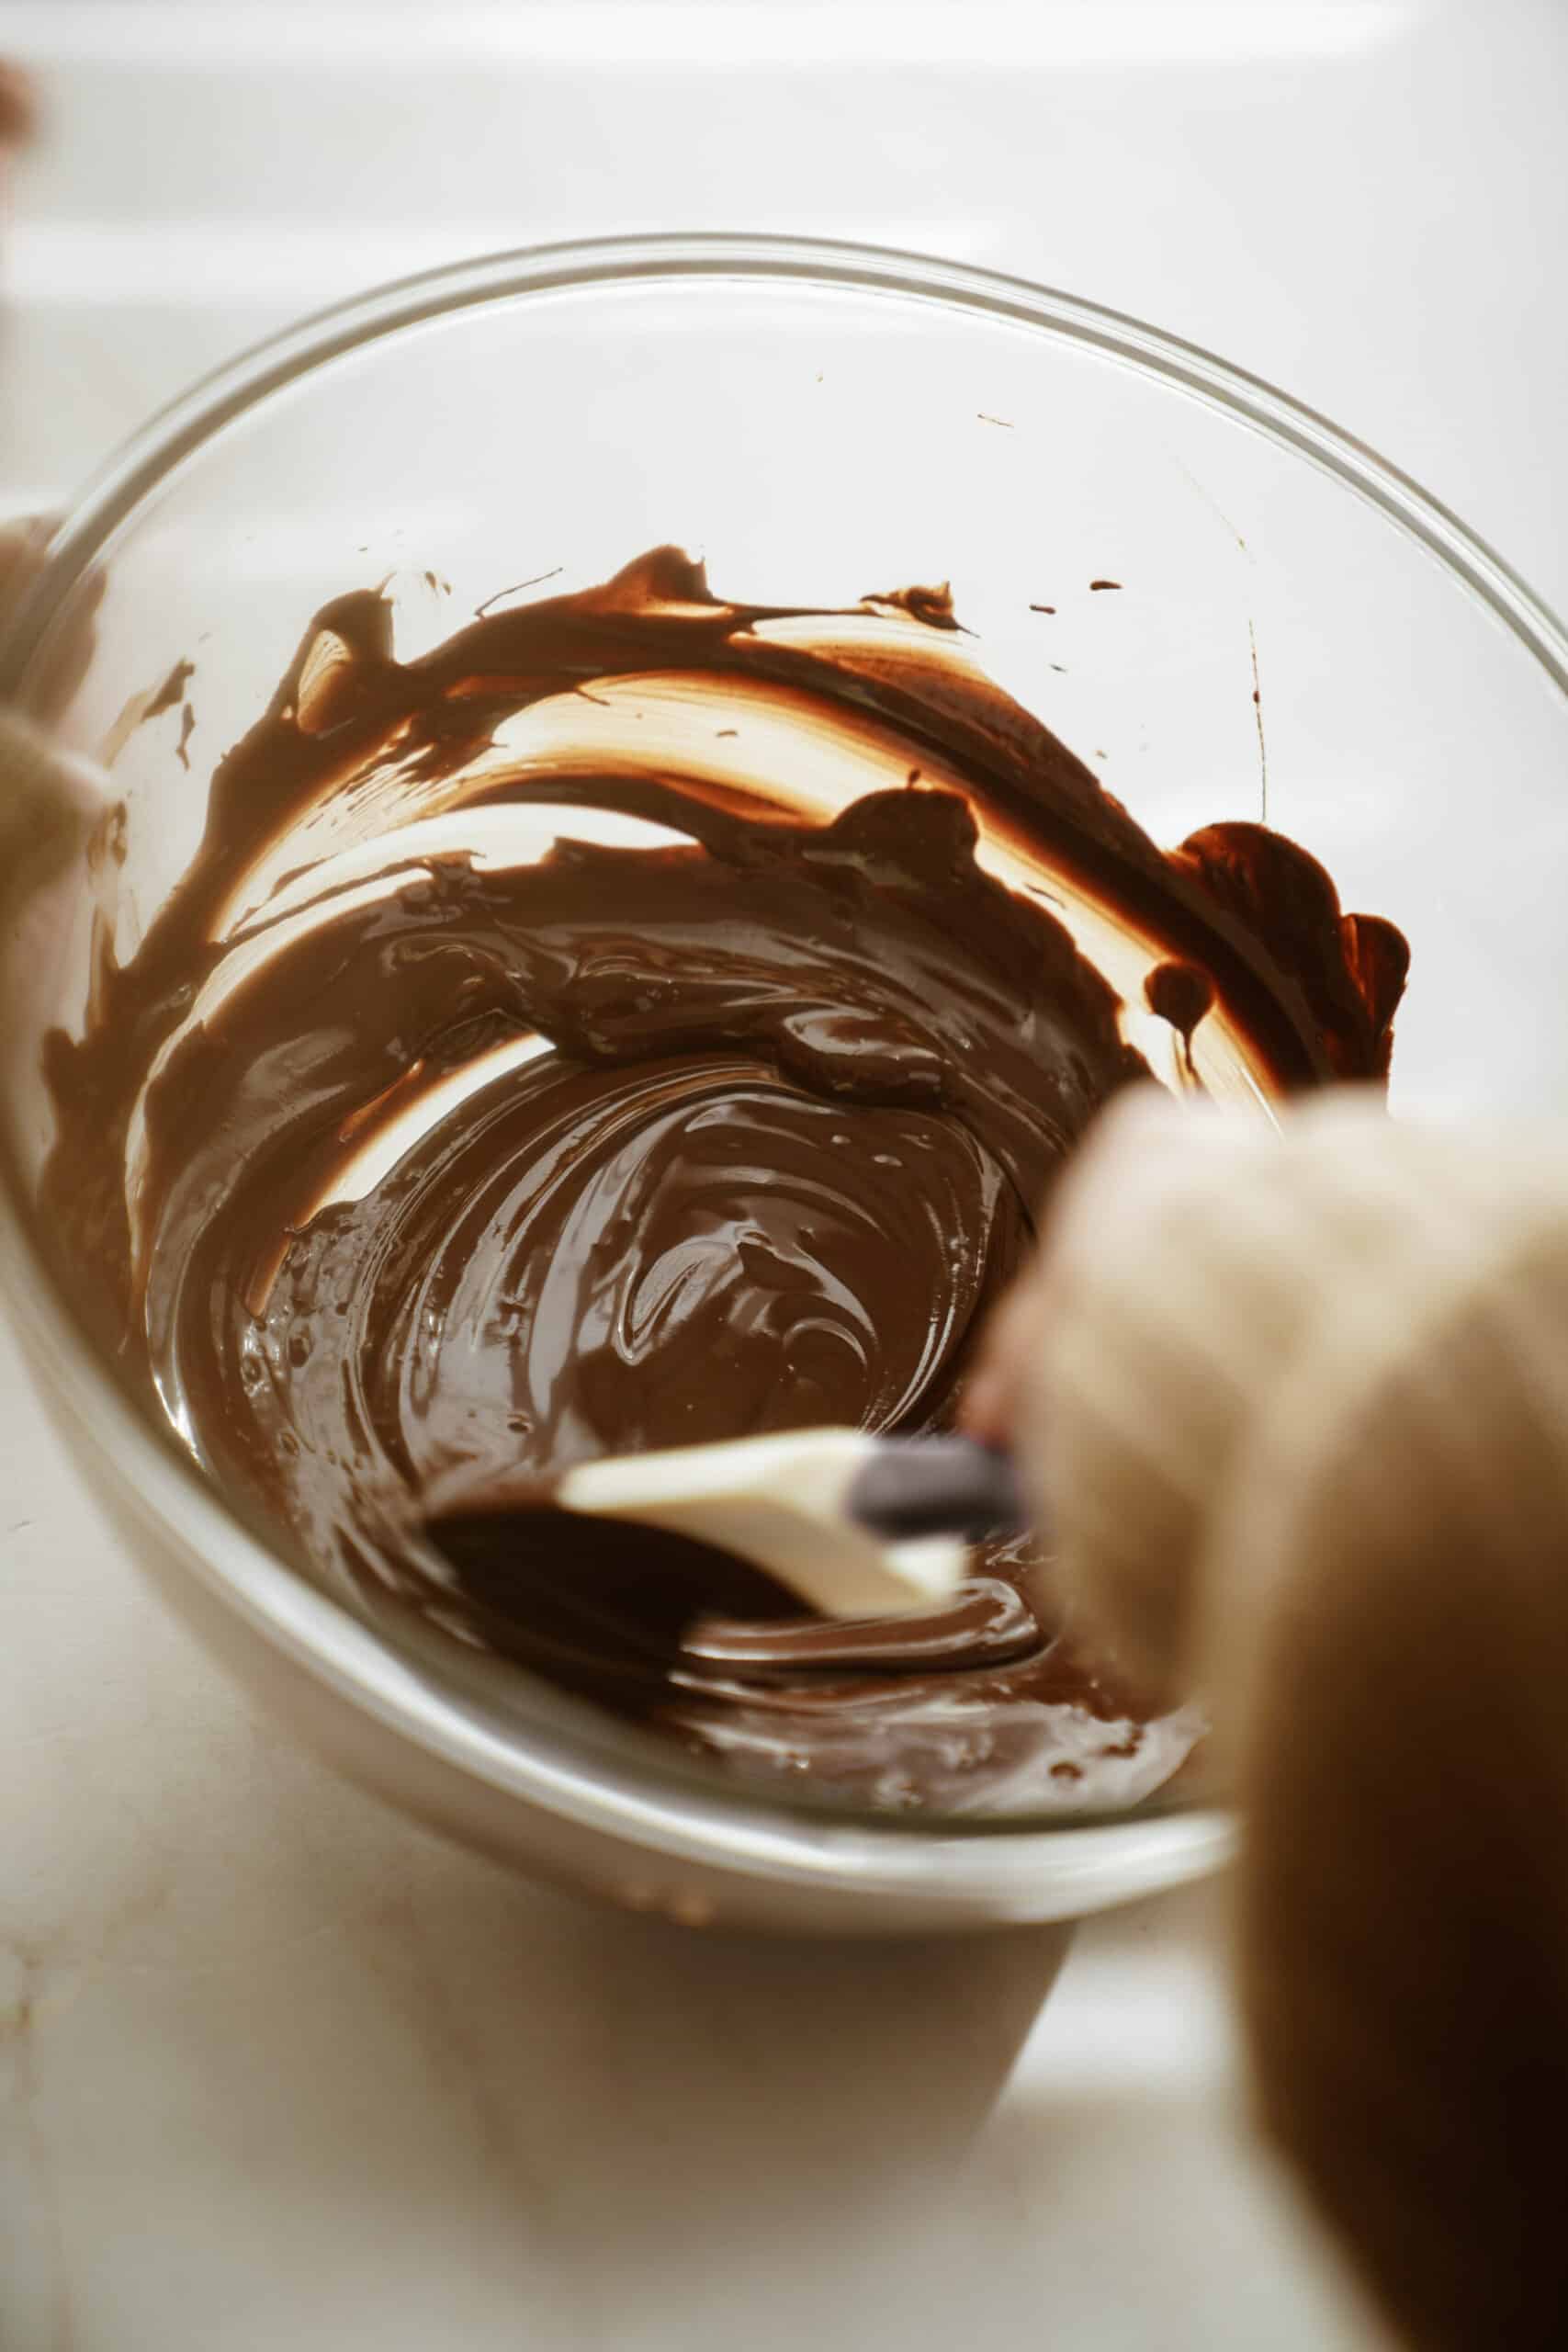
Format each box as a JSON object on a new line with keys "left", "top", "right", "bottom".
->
{"left": 36, "top": 549, "right": 1406, "bottom": 1814}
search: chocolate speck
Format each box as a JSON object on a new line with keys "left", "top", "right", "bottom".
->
{"left": 1247, "top": 616, "right": 1269, "bottom": 822}
{"left": 865, "top": 581, "right": 965, "bottom": 633}
{"left": 144, "top": 659, "right": 194, "bottom": 722}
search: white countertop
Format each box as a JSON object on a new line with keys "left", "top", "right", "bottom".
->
{"left": 3, "top": 6, "right": 1562, "bottom": 2344}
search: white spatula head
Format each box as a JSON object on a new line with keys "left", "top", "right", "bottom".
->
{"left": 558, "top": 1428, "right": 968, "bottom": 1618}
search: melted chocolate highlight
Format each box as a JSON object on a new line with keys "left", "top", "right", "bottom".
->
{"left": 33, "top": 548, "right": 1407, "bottom": 1816}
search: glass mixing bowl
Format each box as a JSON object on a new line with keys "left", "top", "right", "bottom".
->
{"left": 3, "top": 235, "right": 1566, "bottom": 1933}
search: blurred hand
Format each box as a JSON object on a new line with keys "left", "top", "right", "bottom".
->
{"left": 0, "top": 525, "right": 107, "bottom": 1045}
{"left": 0, "top": 61, "right": 36, "bottom": 150}
{"left": 0, "top": 513, "right": 51, "bottom": 616}
{"left": 969, "top": 1086, "right": 1568, "bottom": 2350}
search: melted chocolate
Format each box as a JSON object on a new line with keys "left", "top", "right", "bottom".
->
{"left": 1145, "top": 960, "right": 1216, "bottom": 1084}
{"left": 34, "top": 548, "right": 1407, "bottom": 1816}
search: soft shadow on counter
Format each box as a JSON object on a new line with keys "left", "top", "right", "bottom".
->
{"left": 359, "top": 1838, "right": 1073, "bottom": 2281}
{"left": 11, "top": 1691, "right": 1072, "bottom": 2349}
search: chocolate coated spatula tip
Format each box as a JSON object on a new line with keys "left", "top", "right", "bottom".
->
{"left": 423, "top": 1430, "right": 1028, "bottom": 1621}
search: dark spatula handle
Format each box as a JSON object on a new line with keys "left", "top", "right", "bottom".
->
{"left": 845, "top": 1436, "right": 1029, "bottom": 1544}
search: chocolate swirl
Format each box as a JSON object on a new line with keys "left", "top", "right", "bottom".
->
{"left": 35, "top": 548, "right": 1406, "bottom": 1815}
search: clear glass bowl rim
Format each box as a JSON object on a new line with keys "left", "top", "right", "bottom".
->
{"left": 3, "top": 232, "right": 1565, "bottom": 1898}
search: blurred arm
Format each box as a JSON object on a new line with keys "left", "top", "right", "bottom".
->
{"left": 974, "top": 1090, "right": 1568, "bottom": 2349}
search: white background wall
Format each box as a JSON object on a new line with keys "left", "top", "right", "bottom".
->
{"left": 6, "top": 0, "right": 1568, "bottom": 622}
